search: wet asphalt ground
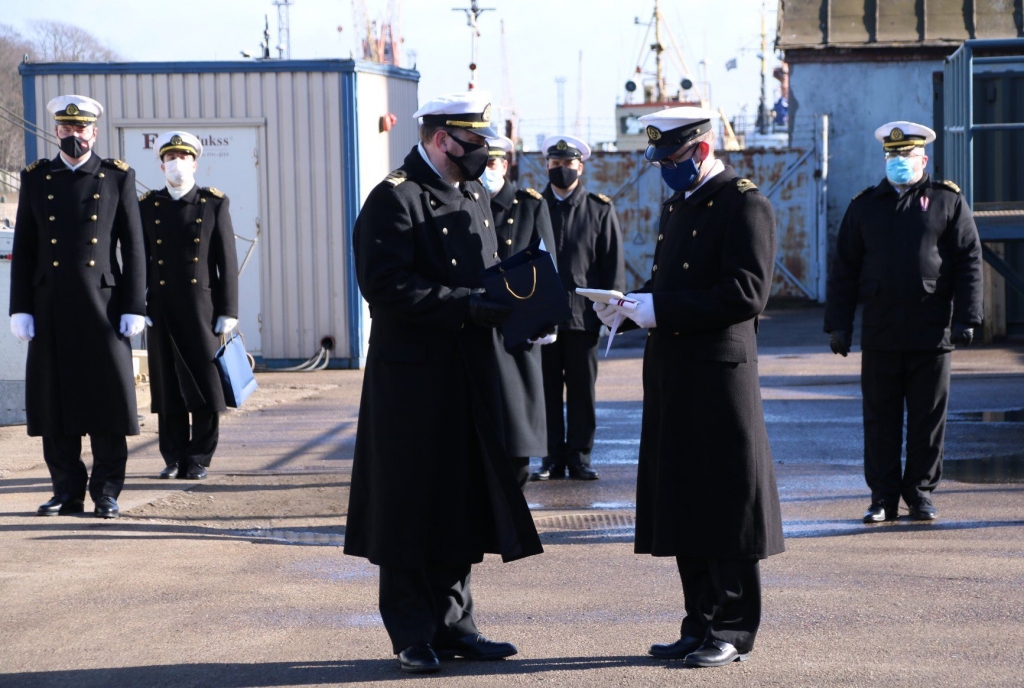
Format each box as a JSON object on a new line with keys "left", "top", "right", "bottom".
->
{"left": 1, "top": 304, "right": 1023, "bottom": 687}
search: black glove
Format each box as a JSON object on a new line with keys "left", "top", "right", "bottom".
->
{"left": 951, "top": 324, "right": 974, "bottom": 347}
{"left": 829, "top": 330, "right": 852, "bottom": 357}
{"left": 467, "top": 293, "right": 512, "bottom": 328}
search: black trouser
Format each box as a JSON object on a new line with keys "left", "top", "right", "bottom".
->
{"left": 541, "top": 329, "right": 599, "bottom": 466}
{"left": 677, "top": 557, "right": 761, "bottom": 653}
{"left": 511, "top": 457, "right": 530, "bottom": 489}
{"left": 378, "top": 563, "right": 478, "bottom": 654}
{"left": 158, "top": 406, "right": 220, "bottom": 469}
{"left": 42, "top": 434, "right": 128, "bottom": 503}
{"left": 861, "top": 349, "right": 951, "bottom": 508}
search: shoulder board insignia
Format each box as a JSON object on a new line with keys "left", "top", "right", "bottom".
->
{"left": 852, "top": 185, "right": 874, "bottom": 201}
{"left": 736, "top": 178, "right": 758, "bottom": 194}
{"left": 139, "top": 190, "right": 152, "bottom": 201}
{"left": 593, "top": 192, "right": 612, "bottom": 204}
{"left": 203, "top": 187, "right": 225, "bottom": 198}
{"left": 523, "top": 187, "right": 543, "bottom": 201}
{"left": 103, "top": 158, "right": 130, "bottom": 172}
{"left": 24, "top": 159, "right": 47, "bottom": 173}
{"left": 384, "top": 169, "right": 408, "bottom": 187}
{"left": 938, "top": 180, "right": 961, "bottom": 194}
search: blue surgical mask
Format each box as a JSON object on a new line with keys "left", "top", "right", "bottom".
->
{"left": 885, "top": 157, "right": 917, "bottom": 185}
{"left": 479, "top": 167, "right": 505, "bottom": 195}
{"left": 660, "top": 156, "right": 700, "bottom": 192}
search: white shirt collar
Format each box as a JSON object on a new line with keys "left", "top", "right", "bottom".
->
{"left": 417, "top": 143, "right": 458, "bottom": 188}
{"left": 166, "top": 180, "right": 196, "bottom": 201}
{"left": 685, "top": 159, "right": 725, "bottom": 199}
{"left": 60, "top": 151, "right": 93, "bottom": 171}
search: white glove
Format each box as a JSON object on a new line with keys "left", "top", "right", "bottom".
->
{"left": 10, "top": 313, "right": 35, "bottom": 341}
{"left": 120, "top": 314, "right": 146, "bottom": 338}
{"left": 145, "top": 316, "right": 154, "bottom": 327}
{"left": 593, "top": 301, "right": 619, "bottom": 328}
{"left": 614, "top": 292, "right": 656, "bottom": 329}
{"left": 214, "top": 316, "right": 238, "bottom": 335}
{"left": 529, "top": 333, "right": 558, "bottom": 345}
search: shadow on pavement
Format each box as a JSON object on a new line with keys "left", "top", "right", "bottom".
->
{"left": 0, "top": 520, "right": 346, "bottom": 546}
{"left": 0, "top": 655, "right": 659, "bottom": 686}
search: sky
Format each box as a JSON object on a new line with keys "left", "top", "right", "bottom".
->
{"left": 4, "top": 0, "right": 784, "bottom": 149}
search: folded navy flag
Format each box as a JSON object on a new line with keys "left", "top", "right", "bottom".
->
{"left": 481, "top": 240, "right": 570, "bottom": 347}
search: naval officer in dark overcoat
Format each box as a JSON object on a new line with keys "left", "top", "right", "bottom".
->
{"left": 9, "top": 95, "right": 146, "bottom": 519}
{"left": 343, "top": 91, "right": 543, "bottom": 674}
{"left": 140, "top": 131, "right": 239, "bottom": 481}
{"left": 825, "top": 121, "right": 983, "bottom": 523}
{"left": 480, "top": 135, "right": 557, "bottom": 487}
{"left": 532, "top": 134, "right": 625, "bottom": 481}
{"left": 598, "top": 108, "right": 784, "bottom": 668}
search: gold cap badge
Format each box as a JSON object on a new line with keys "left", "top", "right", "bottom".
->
{"left": 482, "top": 103, "right": 492, "bottom": 121}
{"left": 556, "top": 139, "right": 568, "bottom": 151}
{"left": 647, "top": 125, "right": 662, "bottom": 141}
{"left": 890, "top": 127, "right": 904, "bottom": 141}
{"left": 170, "top": 135, "right": 183, "bottom": 145}
{"left": 65, "top": 103, "right": 79, "bottom": 115}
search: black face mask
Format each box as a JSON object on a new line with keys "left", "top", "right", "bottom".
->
{"left": 445, "top": 135, "right": 489, "bottom": 181}
{"left": 59, "top": 135, "right": 89, "bottom": 159}
{"left": 548, "top": 165, "right": 579, "bottom": 189}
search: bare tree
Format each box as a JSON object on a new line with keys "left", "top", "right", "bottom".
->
{"left": 0, "top": 24, "right": 34, "bottom": 196}
{"left": 29, "top": 20, "right": 119, "bottom": 62}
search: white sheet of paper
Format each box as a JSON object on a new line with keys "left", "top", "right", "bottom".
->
{"left": 605, "top": 312, "right": 625, "bottom": 357}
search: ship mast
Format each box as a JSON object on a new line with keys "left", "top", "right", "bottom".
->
{"left": 653, "top": 0, "right": 666, "bottom": 102}
{"left": 453, "top": 0, "right": 493, "bottom": 90}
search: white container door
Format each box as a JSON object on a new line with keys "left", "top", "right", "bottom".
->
{"left": 120, "top": 126, "right": 263, "bottom": 355}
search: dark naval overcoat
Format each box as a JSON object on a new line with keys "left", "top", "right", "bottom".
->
{"left": 542, "top": 183, "right": 626, "bottom": 332}
{"left": 824, "top": 175, "right": 984, "bottom": 350}
{"left": 9, "top": 155, "right": 146, "bottom": 437}
{"left": 490, "top": 181, "right": 556, "bottom": 458}
{"left": 628, "top": 166, "right": 785, "bottom": 561}
{"left": 140, "top": 186, "right": 239, "bottom": 414}
{"left": 344, "top": 147, "right": 543, "bottom": 569}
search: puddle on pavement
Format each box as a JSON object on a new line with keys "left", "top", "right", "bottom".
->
{"left": 237, "top": 528, "right": 345, "bottom": 545}
{"left": 944, "top": 456, "right": 1024, "bottom": 484}
{"left": 948, "top": 409, "right": 1024, "bottom": 423}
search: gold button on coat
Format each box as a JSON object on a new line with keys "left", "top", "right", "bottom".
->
{"left": 693, "top": 230, "right": 697, "bottom": 237}
{"left": 98, "top": 173, "right": 104, "bottom": 178}
{"left": 50, "top": 238, "right": 57, "bottom": 244}
{"left": 442, "top": 228, "right": 448, "bottom": 235}
{"left": 191, "top": 279, "right": 198, "bottom": 284}
{"left": 513, "top": 199, "right": 518, "bottom": 204}
{"left": 200, "top": 198, "right": 206, "bottom": 203}
{"left": 683, "top": 263, "right": 690, "bottom": 270}
{"left": 155, "top": 220, "right": 160, "bottom": 225}
{"left": 53, "top": 261, "right": 59, "bottom": 267}
{"left": 93, "top": 194, "right": 100, "bottom": 199}
{"left": 658, "top": 234, "right": 664, "bottom": 241}
{"left": 193, "top": 257, "right": 199, "bottom": 263}
{"left": 87, "top": 260, "right": 95, "bottom": 267}
{"left": 451, "top": 258, "right": 457, "bottom": 266}
{"left": 669, "top": 205, "right": 674, "bottom": 212}
{"left": 708, "top": 200, "right": 714, "bottom": 207}
{"left": 196, "top": 218, "right": 202, "bottom": 223}
{"left": 49, "top": 216, "right": 55, "bottom": 221}
{"left": 157, "top": 260, "right": 163, "bottom": 265}
{"left": 47, "top": 194, "right": 53, "bottom": 200}
{"left": 505, "top": 239, "right": 512, "bottom": 245}
{"left": 154, "top": 202, "right": 159, "bottom": 207}
{"left": 493, "top": 252, "right": 498, "bottom": 258}
{"left": 46, "top": 175, "right": 52, "bottom": 180}
{"left": 90, "top": 215, "right": 97, "bottom": 221}
{"left": 156, "top": 239, "right": 162, "bottom": 245}
{"left": 194, "top": 238, "right": 201, "bottom": 243}
{"left": 507, "top": 218, "right": 514, "bottom": 224}
{"left": 159, "top": 280, "right": 165, "bottom": 285}
{"left": 652, "top": 265, "right": 658, "bottom": 272}
{"left": 91, "top": 238, "right": 98, "bottom": 244}
{"left": 484, "top": 220, "right": 489, "bottom": 227}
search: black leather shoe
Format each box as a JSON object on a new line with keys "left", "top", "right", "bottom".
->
{"left": 650, "top": 635, "right": 704, "bottom": 659}
{"left": 182, "top": 464, "right": 207, "bottom": 480}
{"left": 530, "top": 460, "right": 565, "bottom": 481}
{"left": 94, "top": 496, "right": 120, "bottom": 519}
{"left": 683, "top": 638, "right": 750, "bottom": 667}
{"left": 863, "top": 501, "right": 898, "bottom": 523}
{"left": 908, "top": 500, "right": 938, "bottom": 521}
{"left": 37, "top": 495, "right": 85, "bottom": 516}
{"left": 396, "top": 644, "right": 440, "bottom": 673}
{"left": 568, "top": 462, "right": 599, "bottom": 480}
{"left": 158, "top": 463, "right": 179, "bottom": 479}
{"left": 434, "top": 633, "right": 517, "bottom": 660}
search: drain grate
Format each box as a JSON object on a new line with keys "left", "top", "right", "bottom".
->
{"left": 533, "top": 512, "right": 635, "bottom": 531}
